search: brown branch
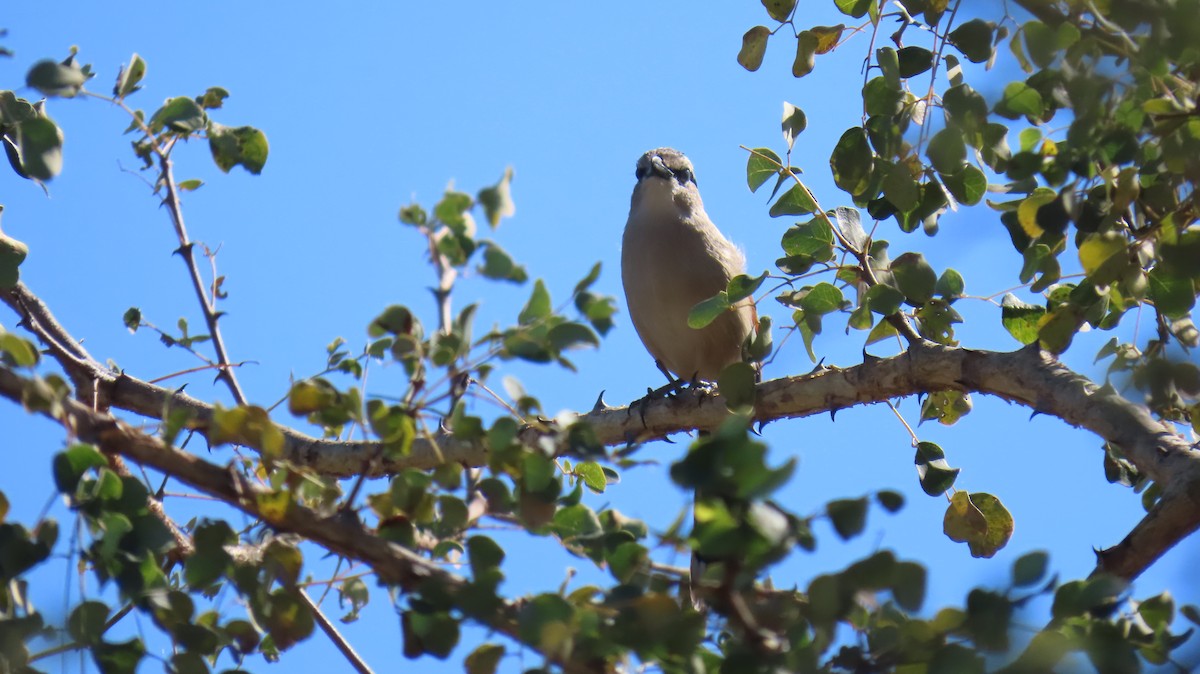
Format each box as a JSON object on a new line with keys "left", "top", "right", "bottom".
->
{"left": 298, "top": 589, "right": 375, "bottom": 674}
{"left": 157, "top": 150, "right": 247, "bottom": 406}
{"left": 6, "top": 281, "right": 1200, "bottom": 581}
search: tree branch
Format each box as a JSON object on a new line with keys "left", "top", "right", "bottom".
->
{"left": 6, "top": 281, "right": 1199, "bottom": 582}
{"left": 157, "top": 150, "right": 247, "bottom": 406}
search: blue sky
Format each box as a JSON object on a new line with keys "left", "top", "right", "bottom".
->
{"left": 3, "top": 3, "right": 1197, "bottom": 672}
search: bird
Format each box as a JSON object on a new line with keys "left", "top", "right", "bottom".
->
{"left": 620, "top": 147, "right": 759, "bottom": 610}
{"left": 621, "top": 147, "right": 757, "bottom": 386}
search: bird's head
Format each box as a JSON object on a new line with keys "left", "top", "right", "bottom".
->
{"left": 634, "top": 147, "right": 697, "bottom": 188}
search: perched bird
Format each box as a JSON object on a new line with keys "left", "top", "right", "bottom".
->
{"left": 621, "top": 147, "right": 757, "bottom": 385}
{"left": 621, "top": 147, "right": 759, "bottom": 610}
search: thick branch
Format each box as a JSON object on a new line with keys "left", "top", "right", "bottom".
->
{"left": 6, "top": 282, "right": 1200, "bottom": 581}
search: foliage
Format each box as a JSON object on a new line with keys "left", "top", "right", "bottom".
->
{"left": 1, "top": 2, "right": 1199, "bottom": 673}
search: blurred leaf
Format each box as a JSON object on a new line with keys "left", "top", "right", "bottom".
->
{"left": 113, "top": 53, "right": 146, "bottom": 99}
{"left": 827, "top": 497, "right": 868, "bottom": 540}
{"left": 149, "top": 96, "right": 207, "bottom": 134}
{"left": 1012, "top": 550, "right": 1049, "bottom": 588}
{"left": 947, "top": 19, "right": 995, "bottom": 63}
{"left": 0, "top": 228, "right": 29, "bottom": 288}
{"left": 26, "top": 58, "right": 88, "bottom": 97}
{"left": 518, "top": 280, "right": 551, "bottom": 325}
{"left": 465, "top": 643, "right": 505, "bottom": 674}
{"left": 478, "top": 166, "right": 515, "bottom": 228}
{"left": 718, "top": 361, "right": 758, "bottom": 412}
{"left": 208, "top": 123, "right": 269, "bottom": 174}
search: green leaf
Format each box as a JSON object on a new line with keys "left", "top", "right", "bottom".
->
{"left": 827, "top": 497, "right": 868, "bottom": 540}
{"left": 196, "top": 86, "right": 229, "bottom": 110}
{"left": 941, "top": 165, "right": 987, "bottom": 206}
{"left": 865, "top": 283, "right": 904, "bottom": 315}
{"left": 0, "top": 332, "right": 38, "bottom": 367}
{"left": 770, "top": 182, "right": 818, "bottom": 216}
{"left": 761, "top": 0, "right": 796, "bottom": 22}
{"left": 149, "top": 96, "right": 207, "bottom": 134}
{"left": 945, "top": 492, "right": 1013, "bottom": 558}
{"left": 915, "top": 441, "right": 960, "bottom": 496}
{"left": 897, "top": 46, "right": 934, "bottom": 77}
{"left": 1138, "top": 592, "right": 1175, "bottom": 631}
{"left": 876, "top": 490, "right": 905, "bottom": 513}
{"left": 68, "top": 601, "right": 110, "bottom": 645}
{"left": 792, "top": 30, "right": 820, "bottom": 78}
{"left": 998, "top": 82, "right": 1045, "bottom": 118}
{"left": 1000, "top": 294, "right": 1044, "bottom": 344}
{"left": 883, "top": 164, "right": 920, "bottom": 213}
{"left": 781, "top": 101, "right": 807, "bottom": 150}
{"left": 801, "top": 282, "right": 845, "bottom": 315}
{"left": 1148, "top": 268, "right": 1195, "bottom": 319}
{"left": 738, "top": 26, "right": 771, "bottom": 72}
{"left": 0, "top": 229, "right": 29, "bottom": 288}
{"left": 479, "top": 241, "right": 528, "bottom": 283}
{"left": 113, "top": 53, "right": 146, "bottom": 99}
{"left": 835, "top": 0, "right": 873, "bottom": 19}
{"left": 892, "top": 561, "right": 927, "bottom": 612}
{"left": 718, "top": 362, "right": 758, "bottom": 412}
{"left": 208, "top": 123, "right": 269, "bottom": 174}
{"left": 574, "top": 462, "right": 607, "bottom": 494}
{"left": 877, "top": 47, "right": 900, "bottom": 87}
{"left": 891, "top": 252, "right": 937, "bottom": 304}
{"left": 935, "top": 268, "right": 965, "bottom": 299}
{"left": 53, "top": 444, "right": 108, "bottom": 494}
{"left": 10, "top": 116, "right": 64, "bottom": 182}
{"left": 477, "top": 166, "right": 515, "bottom": 228}
{"left": 26, "top": 58, "right": 88, "bottom": 97}
{"left": 518, "top": 280, "right": 551, "bottom": 325}
{"left": 927, "top": 128, "right": 966, "bottom": 173}
{"left": 687, "top": 291, "right": 730, "bottom": 329}
{"left": 830, "top": 127, "right": 873, "bottom": 196}
{"left": 921, "top": 390, "right": 973, "bottom": 426}
{"left": 1012, "top": 550, "right": 1049, "bottom": 588}
{"left": 947, "top": 19, "right": 995, "bottom": 63}
{"left": 465, "top": 643, "right": 505, "bottom": 674}
{"left": 727, "top": 272, "right": 767, "bottom": 303}
{"left": 746, "top": 148, "right": 782, "bottom": 191}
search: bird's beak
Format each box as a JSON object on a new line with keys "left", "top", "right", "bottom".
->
{"left": 648, "top": 155, "right": 674, "bottom": 181}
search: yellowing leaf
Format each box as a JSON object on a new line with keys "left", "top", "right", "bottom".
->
{"left": 1016, "top": 188, "right": 1056, "bottom": 238}
{"left": 1078, "top": 233, "right": 1126, "bottom": 276}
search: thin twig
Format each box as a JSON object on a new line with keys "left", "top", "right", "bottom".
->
{"left": 299, "top": 589, "right": 375, "bottom": 674}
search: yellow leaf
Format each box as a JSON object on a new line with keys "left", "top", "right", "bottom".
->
{"left": 1016, "top": 188, "right": 1056, "bottom": 239}
{"left": 1078, "top": 233, "right": 1126, "bottom": 276}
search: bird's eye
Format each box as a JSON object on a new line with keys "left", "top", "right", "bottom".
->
{"left": 673, "top": 168, "right": 695, "bottom": 185}
{"left": 635, "top": 166, "right": 647, "bottom": 181}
